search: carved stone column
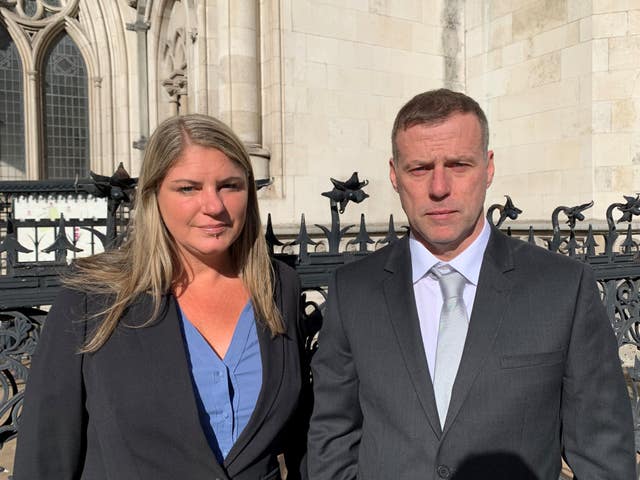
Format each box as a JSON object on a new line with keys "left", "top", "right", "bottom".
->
{"left": 218, "top": 0, "right": 269, "bottom": 181}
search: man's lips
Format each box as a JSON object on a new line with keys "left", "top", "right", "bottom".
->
{"left": 426, "top": 209, "right": 457, "bottom": 216}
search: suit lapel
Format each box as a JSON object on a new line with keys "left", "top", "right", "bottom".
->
{"left": 224, "top": 272, "right": 286, "bottom": 469}
{"left": 133, "top": 295, "right": 230, "bottom": 478}
{"left": 224, "top": 323, "right": 284, "bottom": 467}
{"left": 383, "top": 237, "right": 442, "bottom": 438}
{"left": 443, "top": 229, "right": 514, "bottom": 431}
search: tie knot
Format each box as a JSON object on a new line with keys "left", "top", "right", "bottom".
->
{"left": 433, "top": 268, "right": 466, "bottom": 301}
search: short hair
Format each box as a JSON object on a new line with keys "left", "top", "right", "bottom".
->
{"left": 391, "top": 88, "right": 489, "bottom": 161}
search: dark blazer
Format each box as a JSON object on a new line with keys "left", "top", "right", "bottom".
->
{"left": 307, "top": 229, "right": 635, "bottom": 480}
{"left": 14, "top": 261, "right": 307, "bottom": 480}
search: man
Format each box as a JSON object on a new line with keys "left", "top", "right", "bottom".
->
{"left": 307, "top": 89, "right": 635, "bottom": 479}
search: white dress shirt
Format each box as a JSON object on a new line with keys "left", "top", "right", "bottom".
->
{"left": 410, "top": 219, "right": 491, "bottom": 381}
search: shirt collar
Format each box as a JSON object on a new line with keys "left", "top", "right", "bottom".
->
{"left": 409, "top": 218, "right": 491, "bottom": 286}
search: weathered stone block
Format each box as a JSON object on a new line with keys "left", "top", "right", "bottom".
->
{"left": 568, "top": 0, "right": 593, "bottom": 21}
{"left": 631, "top": 10, "right": 640, "bottom": 34}
{"left": 593, "top": 101, "right": 613, "bottom": 133}
{"left": 531, "top": 22, "right": 580, "bottom": 57}
{"left": 561, "top": 41, "right": 592, "bottom": 78}
{"left": 612, "top": 99, "right": 638, "bottom": 131}
{"left": 465, "top": 0, "right": 484, "bottom": 29}
{"left": 369, "top": 0, "right": 424, "bottom": 21}
{"left": 592, "top": 12, "right": 628, "bottom": 38}
{"left": 593, "top": 0, "right": 640, "bottom": 14}
{"left": 466, "top": 25, "right": 486, "bottom": 57}
{"left": 529, "top": 51, "right": 562, "bottom": 86}
{"left": 489, "top": 14, "right": 513, "bottom": 49}
{"left": 503, "top": 40, "right": 527, "bottom": 66}
{"left": 593, "top": 38, "right": 609, "bottom": 71}
{"left": 593, "top": 133, "right": 632, "bottom": 165}
{"left": 292, "top": 1, "right": 356, "bottom": 41}
{"left": 328, "top": 117, "right": 369, "bottom": 146}
{"left": 411, "top": 25, "right": 442, "bottom": 56}
{"left": 593, "top": 71, "right": 637, "bottom": 100}
{"left": 354, "top": 10, "right": 413, "bottom": 49}
{"left": 513, "top": 0, "right": 568, "bottom": 41}
{"left": 609, "top": 35, "right": 640, "bottom": 70}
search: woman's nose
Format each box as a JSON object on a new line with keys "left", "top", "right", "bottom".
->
{"left": 201, "top": 189, "right": 225, "bottom": 214}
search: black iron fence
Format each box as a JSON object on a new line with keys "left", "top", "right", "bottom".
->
{"left": 0, "top": 169, "right": 638, "bottom": 469}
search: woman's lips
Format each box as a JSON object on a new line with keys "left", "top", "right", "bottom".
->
{"left": 197, "top": 224, "right": 228, "bottom": 235}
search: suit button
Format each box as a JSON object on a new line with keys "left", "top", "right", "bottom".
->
{"left": 437, "top": 464, "right": 451, "bottom": 478}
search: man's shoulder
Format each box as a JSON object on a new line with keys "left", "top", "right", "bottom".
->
{"left": 272, "top": 257, "right": 299, "bottom": 286}
{"left": 493, "top": 229, "right": 588, "bottom": 274}
{"left": 334, "top": 239, "right": 404, "bottom": 280}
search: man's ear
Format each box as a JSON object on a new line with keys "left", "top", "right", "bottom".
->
{"left": 486, "top": 150, "right": 495, "bottom": 188}
{"left": 389, "top": 158, "right": 399, "bottom": 192}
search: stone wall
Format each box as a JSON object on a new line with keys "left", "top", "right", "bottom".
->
{"left": 467, "top": 0, "right": 640, "bottom": 223}
{"left": 258, "top": 0, "right": 457, "bottom": 228}
{"left": 2, "top": 1, "right": 638, "bottom": 227}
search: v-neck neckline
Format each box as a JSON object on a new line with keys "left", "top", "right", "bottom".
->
{"left": 180, "top": 301, "right": 253, "bottom": 365}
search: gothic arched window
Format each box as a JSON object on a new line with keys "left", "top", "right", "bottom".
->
{"left": 0, "top": 22, "right": 25, "bottom": 179}
{"left": 42, "top": 33, "right": 89, "bottom": 179}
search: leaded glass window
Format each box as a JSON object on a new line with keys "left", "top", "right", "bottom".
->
{"left": 0, "top": 23, "right": 25, "bottom": 180}
{"left": 43, "top": 33, "right": 89, "bottom": 179}
{"left": 24, "top": 1, "right": 38, "bottom": 18}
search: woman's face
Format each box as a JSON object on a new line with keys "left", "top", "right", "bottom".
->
{"left": 156, "top": 144, "right": 249, "bottom": 269}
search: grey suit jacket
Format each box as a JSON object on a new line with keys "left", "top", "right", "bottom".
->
{"left": 14, "top": 261, "right": 307, "bottom": 480}
{"left": 308, "top": 229, "right": 635, "bottom": 480}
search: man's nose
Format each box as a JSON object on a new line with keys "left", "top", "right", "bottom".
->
{"left": 429, "top": 166, "right": 450, "bottom": 199}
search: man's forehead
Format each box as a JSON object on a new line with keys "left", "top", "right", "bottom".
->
{"left": 400, "top": 112, "right": 481, "bottom": 132}
{"left": 397, "top": 117, "right": 482, "bottom": 144}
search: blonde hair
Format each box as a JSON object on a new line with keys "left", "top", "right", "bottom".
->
{"left": 67, "top": 114, "right": 283, "bottom": 352}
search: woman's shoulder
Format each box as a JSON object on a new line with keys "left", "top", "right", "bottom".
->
{"left": 52, "top": 284, "right": 89, "bottom": 310}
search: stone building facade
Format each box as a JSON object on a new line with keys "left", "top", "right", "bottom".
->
{"left": 0, "top": 0, "right": 638, "bottom": 227}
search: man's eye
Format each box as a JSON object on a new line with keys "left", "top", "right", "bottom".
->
{"left": 450, "top": 162, "right": 470, "bottom": 169}
{"left": 409, "top": 167, "right": 430, "bottom": 176}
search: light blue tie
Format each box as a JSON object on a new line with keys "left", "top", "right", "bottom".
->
{"left": 432, "top": 267, "right": 468, "bottom": 428}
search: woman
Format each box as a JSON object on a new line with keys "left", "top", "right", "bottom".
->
{"left": 13, "top": 115, "right": 307, "bottom": 480}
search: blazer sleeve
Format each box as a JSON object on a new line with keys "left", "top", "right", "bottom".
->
{"left": 307, "top": 270, "right": 362, "bottom": 480}
{"left": 561, "top": 264, "right": 636, "bottom": 479}
{"left": 13, "top": 287, "right": 88, "bottom": 480}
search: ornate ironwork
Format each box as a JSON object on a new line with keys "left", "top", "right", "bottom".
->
{"left": 0, "top": 172, "right": 639, "bottom": 462}
{"left": 0, "top": 308, "right": 44, "bottom": 446}
{"left": 484, "top": 195, "right": 640, "bottom": 451}
{"left": 0, "top": 166, "right": 136, "bottom": 315}
{"left": 486, "top": 195, "right": 522, "bottom": 228}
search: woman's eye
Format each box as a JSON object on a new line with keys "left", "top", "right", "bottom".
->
{"left": 178, "top": 186, "right": 194, "bottom": 193}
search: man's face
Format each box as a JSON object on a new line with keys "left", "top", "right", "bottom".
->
{"left": 389, "top": 112, "right": 494, "bottom": 261}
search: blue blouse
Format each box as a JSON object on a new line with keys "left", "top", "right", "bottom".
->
{"left": 179, "top": 302, "right": 263, "bottom": 464}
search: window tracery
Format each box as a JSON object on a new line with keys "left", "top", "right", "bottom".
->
{"left": 0, "top": 22, "right": 25, "bottom": 179}
{"left": 0, "top": 0, "right": 87, "bottom": 179}
{"left": 161, "top": 27, "right": 187, "bottom": 114}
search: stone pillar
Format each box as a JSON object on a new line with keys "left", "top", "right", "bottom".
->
{"left": 218, "top": 0, "right": 269, "bottom": 180}
{"left": 25, "top": 69, "right": 39, "bottom": 179}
